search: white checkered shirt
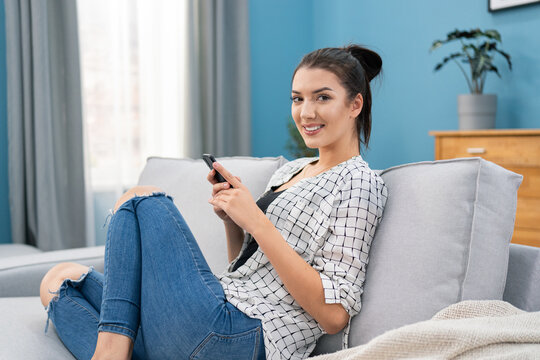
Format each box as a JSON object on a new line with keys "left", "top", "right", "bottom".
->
{"left": 219, "top": 155, "right": 387, "bottom": 359}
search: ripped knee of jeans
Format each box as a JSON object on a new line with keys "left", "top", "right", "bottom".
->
{"left": 106, "top": 191, "right": 173, "bottom": 227}
{"left": 44, "top": 266, "right": 95, "bottom": 334}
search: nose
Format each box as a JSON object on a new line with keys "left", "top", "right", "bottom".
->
{"left": 300, "top": 100, "right": 316, "bottom": 120}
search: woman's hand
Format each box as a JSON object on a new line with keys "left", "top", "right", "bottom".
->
{"left": 208, "top": 162, "right": 268, "bottom": 234}
{"left": 207, "top": 168, "right": 238, "bottom": 224}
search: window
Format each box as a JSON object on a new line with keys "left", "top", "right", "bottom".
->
{"left": 77, "top": 0, "right": 188, "bottom": 245}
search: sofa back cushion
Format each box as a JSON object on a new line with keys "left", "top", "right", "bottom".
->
{"left": 137, "top": 156, "right": 288, "bottom": 273}
{"left": 503, "top": 243, "right": 540, "bottom": 312}
{"left": 313, "top": 157, "right": 523, "bottom": 354}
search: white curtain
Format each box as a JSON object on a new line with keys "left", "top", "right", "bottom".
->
{"left": 77, "top": 0, "right": 188, "bottom": 245}
{"left": 137, "top": 2, "right": 187, "bottom": 159}
{"left": 78, "top": 0, "right": 250, "bottom": 245}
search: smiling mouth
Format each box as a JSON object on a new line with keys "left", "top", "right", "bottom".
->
{"left": 303, "top": 124, "right": 325, "bottom": 135}
{"left": 304, "top": 125, "right": 323, "bottom": 131}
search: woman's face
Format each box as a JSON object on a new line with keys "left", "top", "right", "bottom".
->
{"left": 291, "top": 67, "right": 363, "bottom": 154}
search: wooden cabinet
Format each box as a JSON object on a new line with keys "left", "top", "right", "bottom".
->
{"left": 429, "top": 129, "right": 540, "bottom": 248}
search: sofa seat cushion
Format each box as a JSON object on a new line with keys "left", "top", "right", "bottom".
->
{"left": 314, "top": 157, "right": 523, "bottom": 354}
{"left": 0, "top": 296, "right": 75, "bottom": 359}
{"left": 137, "top": 155, "right": 288, "bottom": 274}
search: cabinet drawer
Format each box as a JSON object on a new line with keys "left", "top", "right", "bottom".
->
{"left": 438, "top": 136, "right": 540, "bottom": 167}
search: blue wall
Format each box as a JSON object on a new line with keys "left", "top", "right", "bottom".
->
{"left": 249, "top": 0, "right": 314, "bottom": 159}
{"left": 0, "top": 0, "right": 11, "bottom": 244}
{"left": 250, "top": 0, "right": 540, "bottom": 170}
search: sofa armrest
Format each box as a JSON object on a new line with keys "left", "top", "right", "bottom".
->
{"left": 503, "top": 243, "right": 540, "bottom": 312}
{"left": 0, "top": 246, "right": 105, "bottom": 297}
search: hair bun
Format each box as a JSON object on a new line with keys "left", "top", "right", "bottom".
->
{"left": 344, "top": 45, "right": 382, "bottom": 82}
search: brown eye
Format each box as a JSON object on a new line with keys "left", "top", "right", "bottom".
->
{"left": 317, "top": 94, "right": 331, "bottom": 101}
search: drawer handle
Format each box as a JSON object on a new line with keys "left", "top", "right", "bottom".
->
{"left": 467, "top": 147, "right": 486, "bottom": 154}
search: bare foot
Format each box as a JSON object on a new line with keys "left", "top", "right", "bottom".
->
{"left": 91, "top": 331, "right": 133, "bottom": 360}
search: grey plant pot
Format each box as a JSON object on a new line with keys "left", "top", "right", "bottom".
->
{"left": 457, "top": 94, "right": 497, "bottom": 130}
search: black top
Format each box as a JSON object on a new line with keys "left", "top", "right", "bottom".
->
{"left": 231, "top": 187, "right": 285, "bottom": 271}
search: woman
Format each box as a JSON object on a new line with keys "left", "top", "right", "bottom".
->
{"left": 40, "top": 45, "right": 387, "bottom": 360}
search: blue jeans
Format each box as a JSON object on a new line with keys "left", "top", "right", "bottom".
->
{"left": 46, "top": 193, "right": 265, "bottom": 360}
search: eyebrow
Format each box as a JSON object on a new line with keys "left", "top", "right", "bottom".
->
{"left": 291, "top": 87, "right": 334, "bottom": 94}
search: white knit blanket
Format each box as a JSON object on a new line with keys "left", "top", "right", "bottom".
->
{"left": 312, "top": 300, "right": 540, "bottom": 359}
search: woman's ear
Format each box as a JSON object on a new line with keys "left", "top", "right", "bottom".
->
{"left": 351, "top": 93, "right": 363, "bottom": 118}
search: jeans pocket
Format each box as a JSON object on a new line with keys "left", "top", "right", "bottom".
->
{"left": 190, "top": 327, "right": 262, "bottom": 360}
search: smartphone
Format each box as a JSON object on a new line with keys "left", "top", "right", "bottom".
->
{"left": 202, "top": 154, "right": 229, "bottom": 185}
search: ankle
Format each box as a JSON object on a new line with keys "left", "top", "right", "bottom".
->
{"left": 92, "top": 331, "right": 133, "bottom": 360}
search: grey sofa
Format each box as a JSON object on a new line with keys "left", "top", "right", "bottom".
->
{"left": 1, "top": 156, "right": 539, "bottom": 359}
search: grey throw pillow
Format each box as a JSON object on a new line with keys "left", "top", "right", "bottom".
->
{"left": 137, "top": 156, "right": 288, "bottom": 273}
{"left": 313, "top": 157, "right": 523, "bottom": 354}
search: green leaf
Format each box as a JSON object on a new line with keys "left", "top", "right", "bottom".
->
{"left": 487, "top": 63, "right": 501, "bottom": 78}
{"left": 429, "top": 40, "right": 443, "bottom": 51}
{"left": 484, "top": 29, "right": 502, "bottom": 42}
{"left": 433, "top": 52, "right": 463, "bottom": 72}
{"left": 495, "top": 48, "right": 513, "bottom": 70}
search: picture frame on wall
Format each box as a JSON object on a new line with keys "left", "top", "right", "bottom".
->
{"left": 489, "top": 0, "right": 540, "bottom": 11}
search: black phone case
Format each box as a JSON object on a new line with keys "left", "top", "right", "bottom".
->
{"left": 202, "top": 154, "right": 228, "bottom": 184}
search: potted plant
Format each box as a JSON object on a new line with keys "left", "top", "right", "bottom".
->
{"left": 430, "top": 28, "right": 512, "bottom": 130}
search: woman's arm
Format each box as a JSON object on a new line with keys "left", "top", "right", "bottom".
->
{"left": 251, "top": 220, "right": 349, "bottom": 334}
{"left": 209, "top": 163, "right": 349, "bottom": 334}
{"left": 224, "top": 221, "right": 244, "bottom": 262}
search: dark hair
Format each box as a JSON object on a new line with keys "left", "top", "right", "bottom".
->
{"left": 292, "top": 45, "right": 382, "bottom": 150}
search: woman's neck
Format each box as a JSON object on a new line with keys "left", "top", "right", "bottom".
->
{"left": 315, "top": 145, "right": 360, "bottom": 170}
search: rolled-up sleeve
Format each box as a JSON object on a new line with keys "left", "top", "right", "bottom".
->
{"left": 312, "top": 170, "right": 387, "bottom": 317}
